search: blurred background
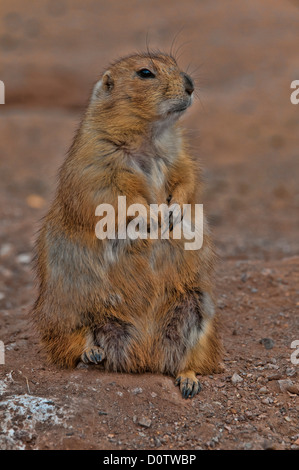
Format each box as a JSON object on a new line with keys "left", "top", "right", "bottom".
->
{"left": 0, "top": 0, "right": 298, "bottom": 263}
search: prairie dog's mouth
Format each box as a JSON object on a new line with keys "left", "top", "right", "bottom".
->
{"left": 160, "top": 97, "right": 192, "bottom": 117}
{"left": 170, "top": 102, "right": 189, "bottom": 114}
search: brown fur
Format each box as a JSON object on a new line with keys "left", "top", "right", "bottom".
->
{"left": 32, "top": 52, "right": 222, "bottom": 398}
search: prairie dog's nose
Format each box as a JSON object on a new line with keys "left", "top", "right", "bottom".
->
{"left": 183, "top": 73, "right": 194, "bottom": 96}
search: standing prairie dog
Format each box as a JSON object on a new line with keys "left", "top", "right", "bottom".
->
{"left": 32, "top": 51, "right": 222, "bottom": 399}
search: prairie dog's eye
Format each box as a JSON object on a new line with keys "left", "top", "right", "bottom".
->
{"left": 136, "top": 68, "right": 155, "bottom": 79}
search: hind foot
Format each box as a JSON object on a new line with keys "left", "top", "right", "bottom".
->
{"left": 175, "top": 371, "right": 202, "bottom": 399}
{"left": 81, "top": 346, "right": 105, "bottom": 365}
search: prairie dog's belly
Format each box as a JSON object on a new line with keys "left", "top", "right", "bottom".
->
{"left": 95, "top": 284, "right": 206, "bottom": 374}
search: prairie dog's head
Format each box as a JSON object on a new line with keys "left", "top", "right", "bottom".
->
{"left": 90, "top": 52, "right": 194, "bottom": 133}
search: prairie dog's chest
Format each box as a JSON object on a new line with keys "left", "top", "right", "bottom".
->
{"left": 148, "top": 157, "right": 168, "bottom": 191}
{"left": 131, "top": 154, "right": 169, "bottom": 201}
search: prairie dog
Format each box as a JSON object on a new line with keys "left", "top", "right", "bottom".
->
{"left": 32, "top": 51, "right": 222, "bottom": 399}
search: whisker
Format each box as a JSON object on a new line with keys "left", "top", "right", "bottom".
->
{"left": 169, "top": 26, "right": 185, "bottom": 60}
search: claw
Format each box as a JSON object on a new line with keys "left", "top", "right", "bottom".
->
{"left": 82, "top": 352, "right": 89, "bottom": 364}
{"left": 81, "top": 347, "right": 105, "bottom": 365}
{"left": 175, "top": 376, "right": 181, "bottom": 386}
{"left": 175, "top": 373, "right": 202, "bottom": 399}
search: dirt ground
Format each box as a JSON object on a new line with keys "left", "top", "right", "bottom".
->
{"left": 0, "top": 0, "right": 299, "bottom": 451}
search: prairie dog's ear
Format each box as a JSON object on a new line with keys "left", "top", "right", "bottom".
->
{"left": 90, "top": 71, "right": 114, "bottom": 103}
{"left": 91, "top": 79, "right": 103, "bottom": 102}
{"left": 102, "top": 70, "right": 114, "bottom": 92}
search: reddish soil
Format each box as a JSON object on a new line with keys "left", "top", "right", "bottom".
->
{"left": 0, "top": 0, "right": 298, "bottom": 450}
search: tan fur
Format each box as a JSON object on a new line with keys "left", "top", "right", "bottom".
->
{"left": 32, "top": 52, "right": 222, "bottom": 397}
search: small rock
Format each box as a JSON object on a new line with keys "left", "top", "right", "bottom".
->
{"left": 131, "top": 387, "right": 143, "bottom": 395}
{"left": 267, "top": 363, "right": 279, "bottom": 370}
{"left": 268, "top": 372, "right": 282, "bottom": 381}
{"left": 291, "top": 444, "right": 299, "bottom": 450}
{"left": 0, "top": 267, "right": 12, "bottom": 278}
{"left": 138, "top": 416, "right": 152, "bottom": 428}
{"left": 0, "top": 243, "right": 13, "bottom": 258}
{"left": 286, "top": 384, "right": 299, "bottom": 395}
{"left": 76, "top": 362, "right": 89, "bottom": 369}
{"left": 231, "top": 373, "right": 243, "bottom": 385}
{"left": 262, "top": 440, "right": 278, "bottom": 450}
{"left": 244, "top": 442, "right": 252, "bottom": 450}
{"left": 0, "top": 292, "right": 5, "bottom": 301}
{"left": 260, "top": 338, "right": 274, "bottom": 350}
{"left": 259, "top": 386, "right": 267, "bottom": 394}
{"left": 16, "top": 253, "right": 32, "bottom": 264}
{"left": 261, "top": 397, "right": 272, "bottom": 405}
{"left": 26, "top": 194, "right": 46, "bottom": 209}
{"left": 277, "top": 379, "right": 293, "bottom": 393}
{"left": 261, "top": 268, "right": 273, "bottom": 277}
{"left": 286, "top": 368, "right": 297, "bottom": 378}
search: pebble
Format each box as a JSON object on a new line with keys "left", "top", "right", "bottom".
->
{"left": 244, "top": 442, "right": 252, "bottom": 450}
{"left": 0, "top": 243, "right": 13, "bottom": 257}
{"left": 231, "top": 373, "right": 243, "bottom": 385}
{"left": 266, "top": 363, "right": 279, "bottom": 370}
{"left": 133, "top": 415, "right": 152, "bottom": 428}
{"left": 286, "top": 384, "right": 299, "bottom": 395}
{"left": 260, "top": 338, "right": 274, "bottom": 350}
{"left": 268, "top": 372, "right": 282, "bottom": 381}
{"left": 277, "top": 379, "right": 293, "bottom": 393}
{"left": 138, "top": 416, "right": 152, "bottom": 428}
{"left": 291, "top": 444, "right": 299, "bottom": 450}
{"left": 131, "top": 387, "right": 143, "bottom": 395}
{"left": 26, "top": 194, "right": 46, "bottom": 209}
{"left": 286, "top": 368, "right": 297, "bottom": 377}
{"left": 76, "top": 362, "right": 89, "bottom": 370}
{"left": 261, "top": 397, "right": 272, "bottom": 405}
{"left": 16, "top": 253, "right": 32, "bottom": 264}
{"left": 262, "top": 440, "right": 278, "bottom": 450}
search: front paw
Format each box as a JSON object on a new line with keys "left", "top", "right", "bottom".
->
{"left": 175, "top": 372, "right": 202, "bottom": 399}
{"left": 81, "top": 346, "right": 105, "bottom": 365}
